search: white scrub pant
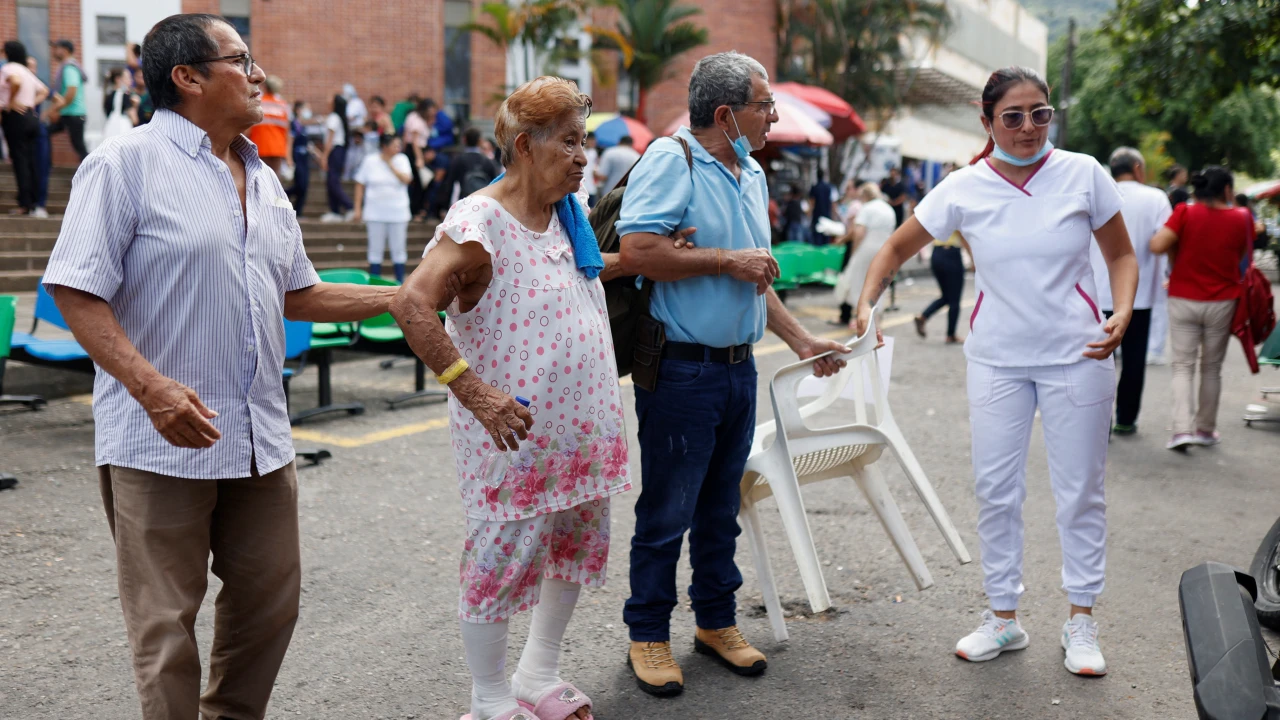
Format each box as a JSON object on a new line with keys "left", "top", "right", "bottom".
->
{"left": 366, "top": 221, "right": 409, "bottom": 265}
{"left": 967, "top": 359, "right": 1114, "bottom": 611}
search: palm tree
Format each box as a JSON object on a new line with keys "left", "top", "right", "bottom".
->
{"left": 462, "top": 0, "right": 633, "bottom": 93}
{"left": 778, "top": 0, "right": 952, "bottom": 122}
{"left": 596, "top": 0, "right": 709, "bottom": 123}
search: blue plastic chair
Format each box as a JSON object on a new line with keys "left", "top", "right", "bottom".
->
{"left": 9, "top": 281, "right": 93, "bottom": 372}
{"left": 280, "top": 318, "right": 333, "bottom": 464}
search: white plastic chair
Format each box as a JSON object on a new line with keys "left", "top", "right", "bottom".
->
{"left": 740, "top": 308, "right": 972, "bottom": 642}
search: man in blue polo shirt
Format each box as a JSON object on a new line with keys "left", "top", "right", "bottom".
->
{"left": 616, "top": 51, "right": 849, "bottom": 697}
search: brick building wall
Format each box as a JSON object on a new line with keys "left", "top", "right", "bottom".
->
{"left": 0, "top": 4, "right": 15, "bottom": 47}
{"left": 181, "top": 0, "right": 218, "bottom": 14}
{"left": 234, "top": 0, "right": 445, "bottom": 122}
{"left": 468, "top": 0, "right": 506, "bottom": 118}
{"left": 641, "top": 0, "right": 777, "bottom": 134}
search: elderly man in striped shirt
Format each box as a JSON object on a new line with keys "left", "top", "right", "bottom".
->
{"left": 42, "top": 15, "right": 396, "bottom": 720}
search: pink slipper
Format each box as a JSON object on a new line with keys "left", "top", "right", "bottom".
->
{"left": 517, "top": 682, "right": 593, "bottom": 720}
{"left": 460, "top": 708, "right": 541, "bottom": 720}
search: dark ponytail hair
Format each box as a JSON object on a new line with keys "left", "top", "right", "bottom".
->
{"left": 1189, "top": 165, "right": 1234, "bottom": 202}
{"left": 970, "top": 66, "right": 1051, "bottom": 165}
{"left": 332, "top": 94, "right": 349, "bottom": 146}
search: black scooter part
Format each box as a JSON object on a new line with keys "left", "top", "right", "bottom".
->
{"left": 1179, "top": 561, "right": 1280, "bottom": 720}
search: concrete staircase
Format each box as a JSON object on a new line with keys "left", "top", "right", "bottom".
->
{"left": 0, "top": 165, "right": 434, "bottom": 293}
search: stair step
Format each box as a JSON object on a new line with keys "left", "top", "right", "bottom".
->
{"left": 0, "top": 270, "right": 43, "bottom": 293}
{"left": 0, "top": 251, "right": 49, "bottom": 272}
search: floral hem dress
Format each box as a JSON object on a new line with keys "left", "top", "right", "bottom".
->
{"left": 426, "top": 189, "right": 633, "bottom": 622}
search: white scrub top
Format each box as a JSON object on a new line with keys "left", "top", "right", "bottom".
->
{"left": 913, "top": 149, "right": 1125, "bottom": 367}
{"left": 1088, "top": 180, "right": 1172, "bottom": 312}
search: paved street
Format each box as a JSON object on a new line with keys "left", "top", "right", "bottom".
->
{"left": 3, "top": 281, "right": 1278, "bottom": 719}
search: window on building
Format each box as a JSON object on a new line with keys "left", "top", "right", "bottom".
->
{"left": 616, "top": 61, "right": 636, "bottom": 114}
{"left": 17, "top": 0, "right": 50, "bottom": 85}
{"left": 96, "top": 15, "right": 127, "bottom": 46}
{"left": 444, "top": 0, "right": 472, "bottom": 122}
{"left": 222, "top": 0, "right": 251, "bottom": 49}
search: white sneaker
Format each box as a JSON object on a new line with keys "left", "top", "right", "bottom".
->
{"left": 342, "top": 210, "right": 356, "bottom": 222}
{"left": 30, "top": 206, "right": 48, "bottom": 218}
{"left": 1061, "top": 613, "right": 1107, "bottom": 676}
{"left": 1167, "top": 433, "right": 1195, "bottom": 451}
{"left": 319, "top": 212, "right": 342, "bottom": 223}
{"left": 955, "top": 610, "right": 1029, "bottom": 662}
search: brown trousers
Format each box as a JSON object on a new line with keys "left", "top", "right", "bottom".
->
{"left": 99, "top": 462, "right": 301, "bottom": 720}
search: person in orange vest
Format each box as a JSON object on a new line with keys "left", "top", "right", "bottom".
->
{"left": 249, "top": 75, "right": 291, "bottom": 180}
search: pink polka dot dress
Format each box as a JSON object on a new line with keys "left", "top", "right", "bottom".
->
{"left": 426, "top": 190, "right": 633, "bottom": 524}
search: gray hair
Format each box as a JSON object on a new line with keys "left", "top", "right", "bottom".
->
{"left": 688, "top": 51, "right": 769, "bottom": 129}
{"left": 1108, "top": 146, "right": 1144, "bottom": 179}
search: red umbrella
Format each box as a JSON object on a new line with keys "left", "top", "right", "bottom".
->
{"left": 663, "top": 101, "right": 834, "bottom": 147}
{"left": 773, "top": 82, "right": 866, "bottom": 140}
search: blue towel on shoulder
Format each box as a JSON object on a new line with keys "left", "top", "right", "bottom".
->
{"left": 490, "top": 173, "right": 604, "bottom": 279}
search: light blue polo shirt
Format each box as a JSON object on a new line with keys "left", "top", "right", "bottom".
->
{"left": 616, "top": 127, "right": 771, "bottom": 348}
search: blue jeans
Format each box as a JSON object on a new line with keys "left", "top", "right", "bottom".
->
{"left": 326, "top": 145, "right": 352, "bottom": 214}
{"left": 624, "top": 357, "right": 757, "bottom": 641}
{"left": 287, "top": 152, "right": 310, "bottom": 213}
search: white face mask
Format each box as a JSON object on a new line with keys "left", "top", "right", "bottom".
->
{"left": 299, "top": 107, "right": 313, "bottom": 120}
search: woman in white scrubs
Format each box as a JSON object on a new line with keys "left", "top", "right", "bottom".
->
{"left": 856, "top": 67, "right": 1138, "bottom": 677}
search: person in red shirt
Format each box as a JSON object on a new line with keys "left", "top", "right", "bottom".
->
{"left": 1150, "top": 165, "right": 1253, "bottom": 450}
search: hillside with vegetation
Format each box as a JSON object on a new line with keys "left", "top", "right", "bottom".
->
{"left": 1020, "top": 0, "right": 1115, "bottom": 41}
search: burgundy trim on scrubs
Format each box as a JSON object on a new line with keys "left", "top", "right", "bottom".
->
{"left": 984, "top": 150, "right": 1054, "bottom": 196}
{"left": 1075, "top": 283, "right": 1101, "bottom": 323}
{"left": 970, "top": 291, "right": 985, "bottom": 330}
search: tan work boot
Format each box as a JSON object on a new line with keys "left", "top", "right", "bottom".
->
{"left": 694, "top": 625, "right": 768, "bottom": 676}
{"left": 628, "top": 640, "right": 684, "bottom": 697}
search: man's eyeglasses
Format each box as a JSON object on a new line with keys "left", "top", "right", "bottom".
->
{"left": 999, "top": 106, "right": 1054, "bottom": 130}
{"left": 190, "top": 52, "right": 256, "bottom": 76}
{"left": 741, "top": 98, "right": 777, "bottom": 114}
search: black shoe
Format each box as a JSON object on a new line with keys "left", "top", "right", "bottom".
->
{"left": 0, "top": 474, "right": 18, "bottom": 491}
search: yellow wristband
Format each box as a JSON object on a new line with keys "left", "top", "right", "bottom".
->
{"left": 437, "top": 358, "right": 469, "bottom": 385}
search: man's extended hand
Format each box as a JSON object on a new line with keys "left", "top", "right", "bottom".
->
{"left": 726, "top": 248, "right": 780, "bottom": 295}
{"left": 792, "top": 334, "right": 851, "bottom": 378}
{"left": 135, "top": 377, "right": 221, "bottom": 449}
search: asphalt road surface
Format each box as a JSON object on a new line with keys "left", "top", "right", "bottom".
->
{"left": 3, "top": 281, "right": 1278, "bottom": 719}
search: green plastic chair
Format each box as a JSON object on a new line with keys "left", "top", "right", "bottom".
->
{"left": 288, "top": 269, "right": 370, "bottom": 424}
{"left": 773, "top": 251, "right": 801, "bottom": 293}
{"left": 0, "top": 295, "right": 47, "bottom": 410}
{"left": 313, "top": 268, "right": 371, "bottom": 338}
{"left": 359, "top": 276, "right": 405, "bottom": 344}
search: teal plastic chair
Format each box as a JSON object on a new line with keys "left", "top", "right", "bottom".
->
{"left": 0, "top": 295, "right": 47, "bottom": 411}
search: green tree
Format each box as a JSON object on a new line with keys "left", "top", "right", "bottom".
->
{"left": 463, "top": 1, "right": 633, "bottom": 93}
{"left": 1048, "top": 26, "right": 1280, "bottom": 177}
{"left": 776, "top": 0, "right": 952, "bottom": 126}
{"left": 1107, "top": 0, "right": 1280, "bottom": 112}
{"left": 594, "top": 0, "right": 709, "bottom": 123}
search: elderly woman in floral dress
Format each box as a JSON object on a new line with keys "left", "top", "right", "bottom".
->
{"left": 393, "top": 77, "right": 686, "bottom": 720}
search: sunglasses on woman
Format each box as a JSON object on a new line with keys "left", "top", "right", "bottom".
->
{"left": 999, "top": 106, "right": 1054, "bottom": 130}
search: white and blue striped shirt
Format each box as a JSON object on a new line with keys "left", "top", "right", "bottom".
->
{"left": 43, "top": 109, "right": 320, "bottom": 480}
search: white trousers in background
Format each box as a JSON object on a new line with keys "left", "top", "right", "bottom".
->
{"left": 366, "top": 221, "right": 409, "bottom": 265}
{"left": 967, "top": 359, "right": 1114, "bottom": 611}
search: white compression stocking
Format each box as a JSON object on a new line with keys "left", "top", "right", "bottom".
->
{"left": 459, "top": 619, "right": 519, "bottom": 720}
{"left": 510, "top": 578, "right": 582, "bottom": 706}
